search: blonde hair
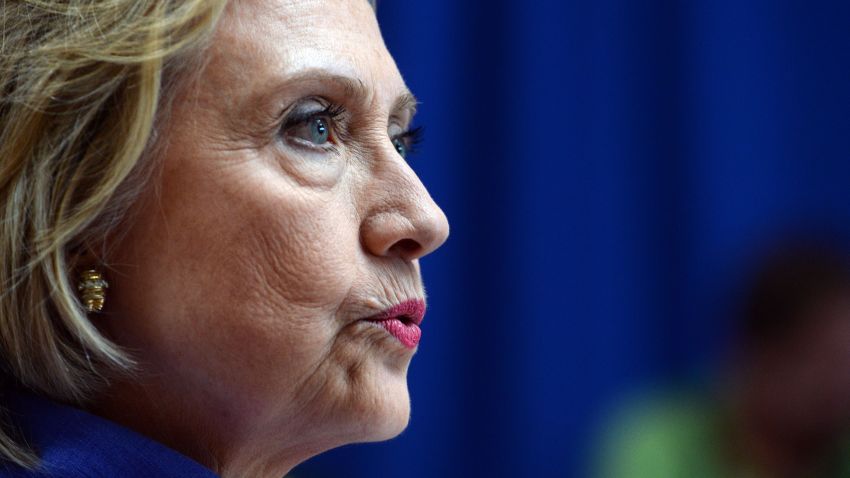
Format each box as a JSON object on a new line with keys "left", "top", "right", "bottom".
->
{"left": 0, "top": 0, "right": 228, "bottom": 466}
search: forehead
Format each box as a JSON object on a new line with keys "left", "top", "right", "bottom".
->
{"left": 209, "top": 0, "right": 404, "bottom": 101}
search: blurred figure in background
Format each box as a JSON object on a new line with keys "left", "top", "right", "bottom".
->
{"left": 594, "top": 238, "right": 850, "bottom": 478}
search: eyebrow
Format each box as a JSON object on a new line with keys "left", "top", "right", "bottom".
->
{"left": 267, "top": 70, "right": 418, "bottom": 121}
{"left": 392, "top": 92, "right": 419, "bottom": 121}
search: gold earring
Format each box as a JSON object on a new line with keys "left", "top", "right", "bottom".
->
{"left": 77, "top": 269, "right": 109, "bottom": 313}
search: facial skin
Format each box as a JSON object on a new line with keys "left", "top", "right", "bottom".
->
{"left": 90, "top": 1, "right": 449, "bottom": 477}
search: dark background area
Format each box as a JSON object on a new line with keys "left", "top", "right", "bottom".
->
{"left": 296, "top": 0, "right": 850, "bottom": 477}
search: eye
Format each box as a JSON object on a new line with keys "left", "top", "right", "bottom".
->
{"left": 293, "top": 117, "right": 330, "bottom": 145}
{"left": 391, "top": 126, "right": 424, "bottom": 160}
{"left": 280, "top": 101, "right": 346, "bottom": 150}
{"left": 287, "top": 115, "right": 332, "bottom": 147}
{"left": 392, "top": 137, "right": 408, "bottom": 158}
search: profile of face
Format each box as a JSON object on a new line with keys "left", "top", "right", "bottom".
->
{"left": 94, "top": 0, "right": 449, "bottom": 474}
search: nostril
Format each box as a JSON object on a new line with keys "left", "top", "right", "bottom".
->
{"left": 388, "top": 238, "right": 421, "bottom": 259}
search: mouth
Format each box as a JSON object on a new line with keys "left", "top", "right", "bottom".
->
{"left": 362, "top": 299, "right": 426, "bottom": 349}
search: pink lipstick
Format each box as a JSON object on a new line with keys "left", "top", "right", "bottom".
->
{"left": 365, "top": 299, "right": 426, "bottom": 349}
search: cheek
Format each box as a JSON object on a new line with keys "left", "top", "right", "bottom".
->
{"left": 108, "top": 159, "right": 363, "bottom": 408}
{"left": 106, "top": 127, "right": 416, "bottom": 443}
{"left": 187, "top": 184, "right": 362, "bottom": 385}
{"left": 168, "top": 186, "right": 411, "bottom": 440}
{"left": 239, "top": 194, "right": 358, "bottom": 313}
{"left": 213, "top": 190, "right": 361, "bottom": 375}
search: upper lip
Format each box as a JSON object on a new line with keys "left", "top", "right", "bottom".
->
{"left": 365, "top": 298, "right": 426, "bottom": 326}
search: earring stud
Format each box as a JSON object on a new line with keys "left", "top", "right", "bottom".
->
{"left": 77, "top": 269, "right": 109, "bottom": 313}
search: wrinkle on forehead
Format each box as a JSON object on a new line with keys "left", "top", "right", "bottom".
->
{"left": 224, "top": 0, "right": 382, "bottom": 47}
{"left": 214, "top": 0, "right": 406, "bottom": 110}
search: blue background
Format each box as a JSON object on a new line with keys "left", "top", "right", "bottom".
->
{"left": 296, "top": 1, "right": 850, "bottom": 477}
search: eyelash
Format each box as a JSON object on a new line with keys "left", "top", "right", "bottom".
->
{"left": 393, "top": 126, "right": 424, "bottom": 156}
{"left": 280, "top": 100, "right": 423, "bottom": 157}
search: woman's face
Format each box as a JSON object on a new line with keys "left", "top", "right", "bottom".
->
{"left": 98, "top": 0, "right": 448, "bottom": 472}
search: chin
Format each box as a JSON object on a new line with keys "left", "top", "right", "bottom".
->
{"left": 348, "top": 372, "right": 413, "bottom": 443}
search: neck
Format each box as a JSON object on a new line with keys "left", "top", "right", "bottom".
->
{"left": 88, "top": 379, "right": 343, "bottom": 478}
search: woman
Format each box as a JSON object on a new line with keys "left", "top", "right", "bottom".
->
{"left": 0, "top": 0, "right": 449, "bottom": 477}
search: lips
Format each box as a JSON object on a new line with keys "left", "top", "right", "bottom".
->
{"left": 364, "top": 299, "right": 426, "bottom": 349}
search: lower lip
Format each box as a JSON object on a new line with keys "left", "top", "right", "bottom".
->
{"left": 367, "top": 318, "right": 421, "bottom": 349}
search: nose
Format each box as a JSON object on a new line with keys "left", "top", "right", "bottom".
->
{"left": 360, "top": 163, "right": 450, "bottom": 262}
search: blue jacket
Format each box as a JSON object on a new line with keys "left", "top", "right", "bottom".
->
{"left": 0, "top": 389, "right": 218, "bottom": 477}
